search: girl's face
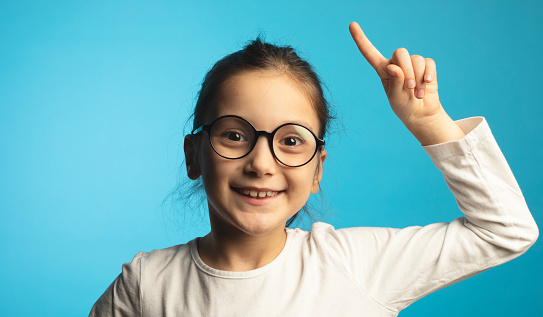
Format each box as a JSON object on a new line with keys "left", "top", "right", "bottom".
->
{"left": 188, "top": 70, "right": 327, "bottom": 237}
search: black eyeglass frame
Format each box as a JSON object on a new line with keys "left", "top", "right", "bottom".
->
{"left": 191, "top": 115, "right": 325, "bottom": 167}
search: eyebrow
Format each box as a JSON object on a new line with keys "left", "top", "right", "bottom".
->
{"left": 279, "top": 120, "right": 314, "bottom": 129}
{"left": 216, "top": 114, "right": 316, "bottom": 132}
{"left": 257, "top": 120, "right": 317, "bottom": 134}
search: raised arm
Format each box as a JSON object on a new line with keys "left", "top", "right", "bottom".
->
{"left": 349, "top": 21, "right": 465, "bottom": 145}
{"left": 337, "top": 22, "right": 539, "bottom": 312}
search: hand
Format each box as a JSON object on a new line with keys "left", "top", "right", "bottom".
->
{"left": 349, "top": 22, "right": 465, "bottom": 145}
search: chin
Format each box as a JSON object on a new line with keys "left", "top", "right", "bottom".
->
{"left": 232, "top": 215, "right": 286, "bottom": 237}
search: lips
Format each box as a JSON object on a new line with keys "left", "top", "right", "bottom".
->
{"left": 234, "top": 188, "right": 281, "bottom": 199}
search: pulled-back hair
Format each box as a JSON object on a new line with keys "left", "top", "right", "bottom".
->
{"left": 193, "top": 37, "right": 331, "bottom": 139}
{"left": 186, "top": 36, "right": 333, "bottom": 227}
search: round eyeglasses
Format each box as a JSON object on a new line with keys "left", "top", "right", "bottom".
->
{"left": 191, "top": 115, "right": 325, "bottom": 167}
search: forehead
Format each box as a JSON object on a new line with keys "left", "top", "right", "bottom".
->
{"left": 208, "top": 71, "right": 320, "bottom": 133}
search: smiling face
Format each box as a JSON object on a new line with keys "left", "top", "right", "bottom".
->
{"left": 187, "top": 70, "right": 327, "bottom": 237}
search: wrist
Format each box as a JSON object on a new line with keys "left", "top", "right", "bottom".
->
{"left": 404, "top": 110, "right": 466, "bottom": 146}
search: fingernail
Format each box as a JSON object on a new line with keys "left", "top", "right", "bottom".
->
{"left": 416, "top": 89, "right": 425, "bottom": 98}
{"left": 406, "top": 79, "right": 416, "bottom": 89}
{"left": 425, "top": 74, "right": 432, "bottom": 81}
{"left": 387, "top": 67, "right": 396, "bottom": 77}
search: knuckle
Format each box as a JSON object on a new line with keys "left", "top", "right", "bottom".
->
{"left": 411, "top": 54, "right": 424, "bottom": 61}
{"left": 411, "top": 55, "right": 425, "bottom": 66}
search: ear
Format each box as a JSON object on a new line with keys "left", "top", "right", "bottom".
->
{"left": 311, "top": 150, "right": 327, "bottom": 194}
{"left": 184, "top": 135, "right": 201, "bottom": 180}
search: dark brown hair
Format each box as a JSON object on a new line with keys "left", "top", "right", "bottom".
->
{"left": 192, "top": 36, "right": 331, "bottom": 139}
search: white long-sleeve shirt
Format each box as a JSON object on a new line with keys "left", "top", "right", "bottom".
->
{"left": 90, "top": 117, "right": 538, "bottom": 316}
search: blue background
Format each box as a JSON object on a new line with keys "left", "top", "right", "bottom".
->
{"left": 1, "top": 0, "right": 542, "bottom": 315}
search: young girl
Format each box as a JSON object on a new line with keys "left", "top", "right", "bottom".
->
{"left": 90, "top": 22, "right": 538, "bottom": 316}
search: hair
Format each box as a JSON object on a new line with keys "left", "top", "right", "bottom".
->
{"left": 193, "top": 36, "right": 332, "bottom": 139}
{"left": 181, "top": 36, "right": 333, "bottom": 227}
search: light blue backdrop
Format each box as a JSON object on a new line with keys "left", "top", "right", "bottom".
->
{"left": 1, "top": 0, "right": 542, "bottom": 315}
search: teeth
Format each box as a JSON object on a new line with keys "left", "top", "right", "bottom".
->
{"left": 238, "top": 188, "right": 279, "bottom": 198}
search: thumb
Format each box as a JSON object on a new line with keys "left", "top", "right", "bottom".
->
{"left": 386, "top": 64, "right": 405, "bottom": 102}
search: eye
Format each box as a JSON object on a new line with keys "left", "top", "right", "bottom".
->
{"left": 222, "top": 130, "right": 247, "bottom": 142}
{"left": 280, "top": 136, "right": 304, "bottom": 146}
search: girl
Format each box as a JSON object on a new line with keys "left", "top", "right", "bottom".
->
{"left": 90, "top": 22, "right": 538, "bottom": 316}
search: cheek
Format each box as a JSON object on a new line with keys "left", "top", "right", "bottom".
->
{"left": 200, "top": 147, "right": 241, "bottom": 194}
{"left": 287, "top": 165, "right": 319, "bottom": 195}
{"left": 201, "top": 150, "right": 223, "bottom": 181}
{"left": 285, "top": 170, "right": 315, "bottom": 215}
{"left": 199, "top": 144, "right": 223, "bottom": 187}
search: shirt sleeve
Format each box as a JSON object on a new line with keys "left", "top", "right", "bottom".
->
{"left": 329, "top": 117, "right": 538, "bottom": 313}
{"left": 89, "top": 252, "right": 144, "bottom": 317}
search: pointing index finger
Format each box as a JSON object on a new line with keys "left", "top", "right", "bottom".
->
{"left": 349, "top": 22, "right": 388, "bottom": 72}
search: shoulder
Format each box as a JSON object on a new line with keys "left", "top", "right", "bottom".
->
{"left": 139, "top": 243, "right": 189, "bottom": 262}
{"left": 89, "top": 243, "right": 193, "bottom": 316}
{"left": 289, "top": 222, "right": 379, "bottom": 260}
{"left": 305, "top": 221, "right": 388, "bottom": 241}
{"left": 112, "top": 243, "right": 191, "bottom": 286}
{"left": 287, "top": 222, "right": 337, "bottom": 245}
{"left": 299, "top": 222, "right": 411, "bottom": 259}
{"left": 135, "top": 242, "right": 193, "bottom": 275}
{"left": 291, "top": 222, "right": 381, "bottom": 242}
{"left": 131, "top": 242, "right": 197, "bottom": 298}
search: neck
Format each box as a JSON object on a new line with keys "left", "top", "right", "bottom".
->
{"left": 198, "top": 214, "right": 287, "bottom": 272}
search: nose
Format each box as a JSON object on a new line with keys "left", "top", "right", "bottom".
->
{"left": 244, "top": 135, "right": 277, "bottom": 177}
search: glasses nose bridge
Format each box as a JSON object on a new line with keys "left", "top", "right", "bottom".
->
{"left": 254, "top": 129, "right": 274, "bottom": 140}
{"left": 252, "top": 129, "right": 275, "bottom": 153}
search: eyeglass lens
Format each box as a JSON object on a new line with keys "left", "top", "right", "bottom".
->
{"left": 209, "top": 116, "right": 318, "bottom": 166}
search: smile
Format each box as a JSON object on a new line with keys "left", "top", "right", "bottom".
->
{"left": 234, "top": 188, "right": 281, "bottom": 199}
